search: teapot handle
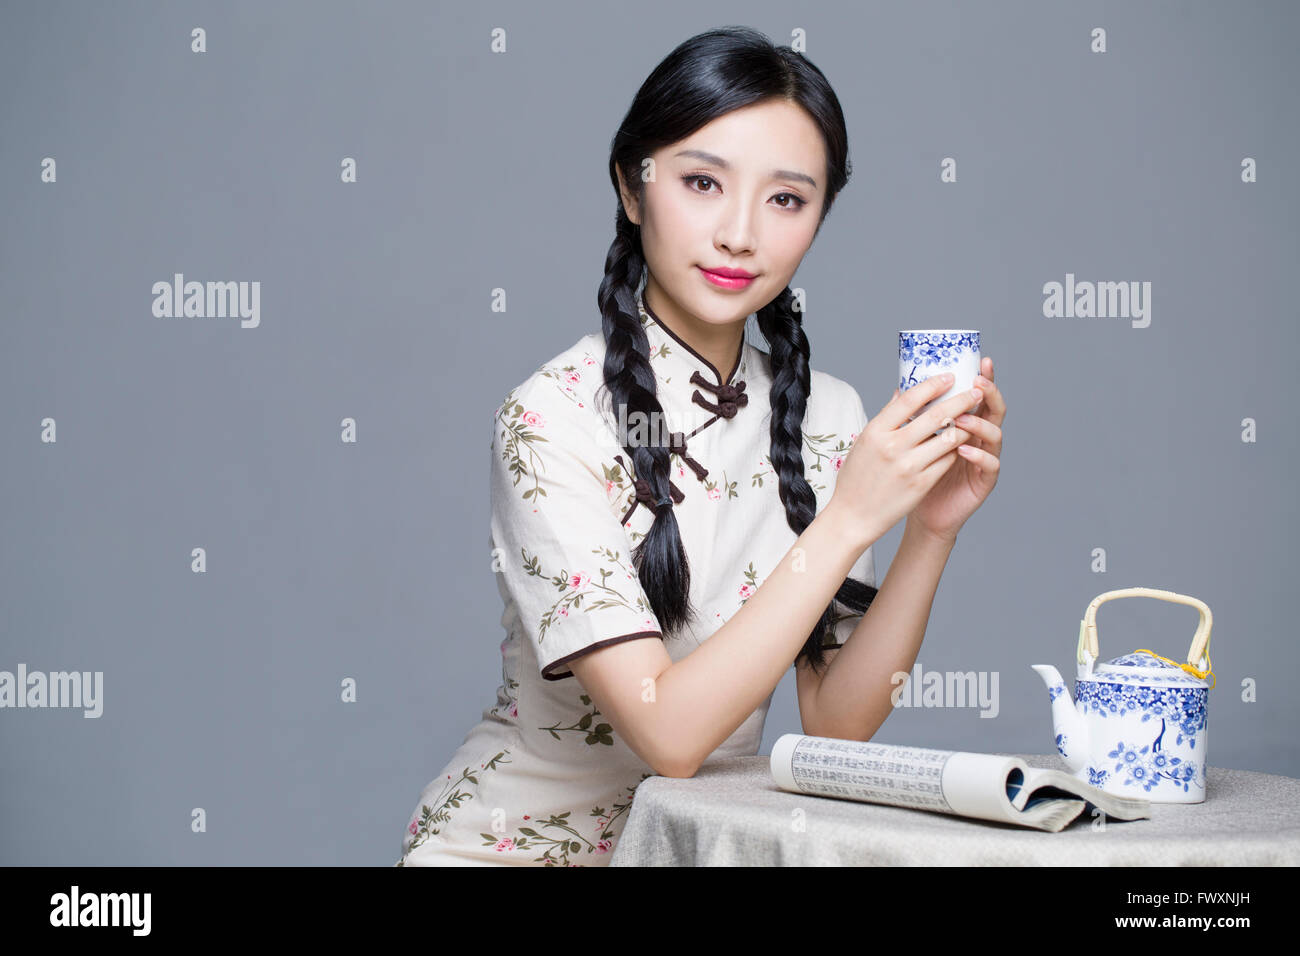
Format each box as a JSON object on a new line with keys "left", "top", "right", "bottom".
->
{"left": 1076, "top": 586, "right": 1212, "bottom": 671}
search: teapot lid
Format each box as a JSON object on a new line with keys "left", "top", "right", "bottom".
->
{"left": 1093, "top": 650, "right": 1212, "bottom": 687}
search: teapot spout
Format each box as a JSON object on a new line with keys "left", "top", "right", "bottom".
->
{"left": 1031, "top": 664, "right": 1089, "bottom": 773}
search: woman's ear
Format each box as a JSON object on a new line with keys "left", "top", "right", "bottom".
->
{"left": 615, "top": 165, "right": 642, "bottom": 226}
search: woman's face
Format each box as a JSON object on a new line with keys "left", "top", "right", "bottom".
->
{"left": 620, "top": 99, "right": 828, "bottom": 331}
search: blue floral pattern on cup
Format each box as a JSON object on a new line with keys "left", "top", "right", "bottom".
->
{"left": 899, "top": 332, "right": 980, "bottom": 391}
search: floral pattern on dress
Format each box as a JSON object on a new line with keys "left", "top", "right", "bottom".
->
{"left": 494, "top": 359, "right": 612, "bottom": 515}
{"left": 537, "top": 353, "right": 600, "bottom": 408}
{"left": 709, "top": 562, "right": 762, "bottom": 629}
{"left": 477, "top": 772, "right": 654, "bottom": 866}
{"left": 399, "top": 749, "right": 514, "bottom": 863}
{"left": 703, "top": 471, "right": 737, "bottom": 501}
{"left": 521, "top": 545, "right": 655, "bottom": 645}
{"left": 495, "top": 386, "right": 553, "bottom": 510}
{"left": 602, "top": 457, "right": 635, "bottom": 515}
{"left": 638, "top": 311, "right": 678, "bottom": 384}
{"left": 748, "top": 433, "right": 851, "bottom": 495}
{"left": 539, "top": 692, "right": 615, "bottom": 746}
{"left": 801, "top": 431, "right": 855, "bottom": 492}
{"left": 670, "top": 455, "right": 690, "bottom": 484}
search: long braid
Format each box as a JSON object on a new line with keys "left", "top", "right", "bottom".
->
{"left": 596, "top": 210, "right": 695, "bottom": 634}
{"left": 757, "top": 290, "right": 876, "bottom": 672}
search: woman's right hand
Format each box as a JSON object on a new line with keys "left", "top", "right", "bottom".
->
{"left": 828, "top": 373, "right": 984, "bottom": 547}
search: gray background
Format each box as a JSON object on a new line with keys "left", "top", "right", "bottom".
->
{"left": 1, "top": 1, "right": 1295, "bottom": 866}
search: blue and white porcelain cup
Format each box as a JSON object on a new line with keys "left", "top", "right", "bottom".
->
{"left": 899, "top": 330, "right": 982, "bottom": 424}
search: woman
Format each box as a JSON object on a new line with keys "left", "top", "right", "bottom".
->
{"left": 398, "top": 26, "right": 1005, "bottom": 866}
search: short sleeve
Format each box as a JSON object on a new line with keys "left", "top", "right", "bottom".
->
{"left": 821, "top": 383, "right": 876, "bottom": 649}
{"left": 490, "top": 378, "right": 664, "bottom": 681}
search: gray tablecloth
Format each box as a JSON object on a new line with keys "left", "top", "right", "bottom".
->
{"left": 608, "top": 753, "right": 1300, "bottom": 865}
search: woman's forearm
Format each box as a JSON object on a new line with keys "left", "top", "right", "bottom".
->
{"left": 809, "top": 517, "right": 956, "bottom": 741}
{"left": 654, "top": 498, "right": 869, "bottom": 776}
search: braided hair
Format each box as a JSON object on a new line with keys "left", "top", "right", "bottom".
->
{"left": 598, "top": 27, "right": 877, "bottom": 673}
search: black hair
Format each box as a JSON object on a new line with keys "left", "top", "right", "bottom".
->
{"left": 598, "top": 26, "right": 876, "bottom": 673}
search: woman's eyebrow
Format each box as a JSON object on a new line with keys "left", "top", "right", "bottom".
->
{"left": 674, "top": 148, "right": 818, "bottom": 190}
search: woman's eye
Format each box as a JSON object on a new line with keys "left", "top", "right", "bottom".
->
{"left": 682, "top": 174, "right": 806, "bottom": 209}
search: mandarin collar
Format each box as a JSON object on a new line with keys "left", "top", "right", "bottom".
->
{"left": 634, "top": 286, "right": 751, "bottom": 427}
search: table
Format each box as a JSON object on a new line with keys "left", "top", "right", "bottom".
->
{"left": 608, "top": 752, "right": 1300, "bottom": 865}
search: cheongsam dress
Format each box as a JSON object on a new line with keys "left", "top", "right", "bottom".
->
{"left": 397, "top": 280, "right": 876, "bottom": 866}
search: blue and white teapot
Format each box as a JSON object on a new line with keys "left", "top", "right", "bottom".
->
{"left": 1031, "top": 587, "right": 1214, "bottom": 804}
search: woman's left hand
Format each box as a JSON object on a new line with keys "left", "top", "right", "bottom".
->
{"left": 909, "top": 356, "right": 1005, "bottom": 543}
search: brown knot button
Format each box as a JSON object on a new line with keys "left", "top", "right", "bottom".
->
{"left": 689, "top": 371, "right": 749, "bottom": 420}
{"left": 667, "top": 431, "right": 709, "bottom": 481}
